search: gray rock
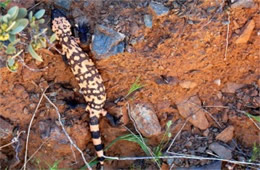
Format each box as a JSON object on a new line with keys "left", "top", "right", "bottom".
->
{"left": 0, "top": 117, "right": 13, "bottom": 139}
{"left": 149, "top": 1, "right": 169, "bottom": 16}
{"left": 130, "top": 102, "right": 161, "bottom": 137}
{"left": 231, "top": 0, "right": 255, "bottom": 8}
{"left": 0, "top": 56, "right": 6, "bottom": 69}
{"left": 222, "top": 82, "right": 245, "bottom": 93}
{"left": 91, "top": 25, "right": 125, "bottom": 59}
{"left": 144, "top": 15, "right": 153, "bottom": 28}
{"left": 209, "top": 142, "right": 232, "bottom": 159}
{"left": 54, "top": 0, "right": 72, "bottom": 10}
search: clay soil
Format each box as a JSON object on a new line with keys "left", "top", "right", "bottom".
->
{"left": 0, "top": 0, "right": 259, "bottom": 169}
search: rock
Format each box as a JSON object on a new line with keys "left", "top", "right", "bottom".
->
{"left": 214, "top": 79, "right": 221, "bottom": 86}
{"left": 209, "top": 142, "right": 232, "bottom": 159}
{"left": 130, "top": 102, "right": 161, "bottom": 137}
{"left": 176, "top": 95, "right": 209, "bottom": 130}
{"left": 91, "top": 25, "right": 125, "bottom": 59}
{"left": 179, "top": 80, "right": 197, "bottom": 89}
{"left": 231, "top": 0, "right": 255, "bottom": 8}
{"left": 0, "top": 117, "right": 13, "bottom": 139}
{"left": 0, "top": 56, "right": 6, "bottom": 69}
{"left": 54, "top": 0, "right": 72, "bottom": 10}
{"left": 235, "top": 19, "right": 255, "bottom": 44}
{"left": 155, "top": 76, "right": 179, "bottom": 85}
{"left": 144, "top": 15, "right": 153, "bottom": 28}
{"left": 149, "top": 2, "right": 169, "bottom": 16}
{"left": 221, "top": 82, "right": 245, "bottom": 93}
{"left": 216, "top": 126, "right": 234, "bottom": 143}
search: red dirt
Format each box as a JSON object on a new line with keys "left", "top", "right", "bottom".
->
{"left": 0, "top": 0, "right": 259, "bottom": 169}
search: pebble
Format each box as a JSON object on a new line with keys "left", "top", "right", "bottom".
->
{"left": 54, "top": 0, "right": 72, "bottom": 10}
{"left": 216, "top": 126, "right": 234, "bottom": 143}
{"left": 214, "top": 79, "right": 221, "bottom": 86}
{"left": 130, "top": 102, "right": 161, "bottom": 137}
{"left": 179, "top": 80, "right": 197, "bottom": 89}
{"left": 235, "top": 19, "right": 255, "bottom": 44}
{"left": 176, "top": 95, "right": 209, "bottom": 130}
{"left": 231, "top": 0, "right": 255, "bottom": 8}
{"left": 221, "top": 82, "right": 245, "bottom": 93}
{"left": 144, "top": 15, "right": 153, "bottom": 28}
{"left": 209, "top": 142, "right": 232, "bottom": 159}
{"left": 91, "top": 25, "right": 125, "bottom": 59}
{"left": 0, "top": 56, "right": 6, "bottom": 69}
{"left": 0, "top": 117, "right": 13, "bottom": 139}
{"left": 149, "top": 1, "right": 169, "bottom": 17}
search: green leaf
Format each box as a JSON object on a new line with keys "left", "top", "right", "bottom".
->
{"left": 49, "top": 33, "right": 56, "bottom": 43}
{"left": 7, "top": 6, "right": 19, "bottom": 20}
{"left": 0, "top": 0, "right": 11, "bottom": 9}
{"left": 39, "top": 38, "right": 46, "bottom": 48}
{"left": 28, "top": 11, "right": 33, "bottom": 22}
{"left": 125, "top": 76, "right": 144, "bottom": 98}
{"left": 38, "top": 18, "right": 45, "bottom": 24}
{"left": 10, "top": 18, "right": 29, "bottom": 34}
{"left": 166, "top": 120, "right": 172, "bottom": 128}
{"left": 28, "top": 43, "right": 43, "bottom": 62}
{"left": 34, "top": 9, "right": 45, "bottom": 19}
{"left": 2, "top": 14, "right": 11, "bottom": 23}
{"left": 9, "top": 34, "right": 16, "bottom": 43}
{"left": 17, "top": 8, "right": 27, "bottom": 19}
{"left": 6, "top": 58, "right": 18, "bottom": 72}
{"left": 246, "top": 113, "right": 260, "bottom": 122}
{"left": 5, "top": 45, "right": 16, "bottom": 54}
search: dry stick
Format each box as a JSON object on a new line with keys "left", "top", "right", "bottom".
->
{"left": 20, "top": 139, "right": 49, "bottom": 170}
{"left": 0, "top": 131, "right": 25, "bottom": 150}
{"left": 106, "top": 155, "right": 260, "bottom": 167}
{"left": 224, "top": 12, "right": 230, "bottom": 61}
{"left": 42, "top": 93, "right": 92, "bottom": 170}
{"left": 166, "top": 119, "right": 188, "bottom": 153}
{"left": 18, "top": 56, "right": 48, "bottom": 72}
{"left": 203, "top": 105, "right": 260, "bottom": 130}
{"left": 23, "top": 87, "right": 48, "bottom": 170}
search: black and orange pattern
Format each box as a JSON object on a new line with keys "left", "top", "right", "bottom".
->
{"left": 52, "top": 16, "right": 108, "bottom": 165}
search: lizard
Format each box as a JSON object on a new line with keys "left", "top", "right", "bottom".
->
{"left": 51, "top": 9, "right": 121, "bottom": 167}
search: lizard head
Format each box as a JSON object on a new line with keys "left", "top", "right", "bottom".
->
{"left": 51, "top": 9, "right": 72, "bottom": 40}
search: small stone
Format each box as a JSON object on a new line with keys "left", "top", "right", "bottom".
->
{"left": 130, "top": 102, "right": 161, "bottom": 137}
{"left": 203, "top": 129, "right": 210, "bottom": 137}
{"left": 214, "top": 79, "right": 221, "bottom": 86}
{"left": 23, "top": 107, "right": 29, "bottom": 114}
{"left": 0, "top": 117, "right": 13, "bottom": 139}
{"left": 235, "top": 19, "right": 255, "bottom": 44}
{"left": 54, "top": 0, "right": 72, "bottom": 10}
{"left": 176, "top": 95, "right": 209, "bottom": 130}
{"left": 216, "top": 126, "right": 234, "bottom": 143}
{"left": 0, "top": 56, "right": 6, "bottom": 69}
{"left": 221, "top": 82, "right": 245, "bottom": 93}
{"left": 209, "top": 142, "right": 232, "bottom": 159}
{"left": 149, "top": 2, "right": 169, "bottom": 17}
{"left": 144, "top": 15, "right": 153, "bottom": 28}
{"left": 231, "top": 0, "right": 255, "bottom": 8}
{"left": 179, "top": 80, "right": 197, "bottom": 89}
{"left": 91, "top": 25, "right": 125, "bottom": 59}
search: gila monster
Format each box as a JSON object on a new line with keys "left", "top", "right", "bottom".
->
{"left": 51, "top": 10, "right": 120, "bottom": 167}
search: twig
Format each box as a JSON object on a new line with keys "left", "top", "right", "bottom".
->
{"left": 0, "top": 131, "right": 25, "bottom": 150}
{"left": 102, "top": 154, "right": 260, "bottom": 167}
{"left": 224, "top": 12, "right": 230, "bottom": 61}
{"left": 23, "top": 86, "right": 48, "bottom": 170}
{"left": 42, "top": 93, "right": 92, "bottom": 170}
{"left": 20, "top": 139, "right": 48, "bottom": 170}
{"left": 166, "top": 119, "right": 188, "bottom": 153}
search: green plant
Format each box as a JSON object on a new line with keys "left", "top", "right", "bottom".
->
{"left": 245, "top": 112, "right": 260, "bottom": 122}
{"left": 125, "top": 76, "right": 144, "bottom": 98}
{"left": 153, "top": 120, "right": 172, "bottom": 165}
{"left": 250, "top": 143, "right": 260, "bottom": 162}
{"left": 0, "top": 0, "right": 11, "bottom": 9}
{"left": 0, "top": 6, "right": 56, "bottom": 72}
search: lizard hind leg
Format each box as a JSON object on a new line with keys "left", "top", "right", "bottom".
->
{"left": 102, "top": 109, "right": 122, "bottom": 127}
